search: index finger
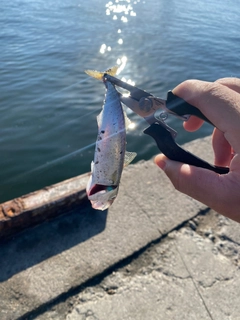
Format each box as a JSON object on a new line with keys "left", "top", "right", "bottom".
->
{"left": 183, "top": 115, "right": 204, "bottom": 132}
{"left": 172, "top": 79, "right": 240, "bottom": 152}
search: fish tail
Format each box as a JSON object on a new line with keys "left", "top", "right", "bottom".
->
{"left": 85, "top": 66, "right": 118, "bottom": 80}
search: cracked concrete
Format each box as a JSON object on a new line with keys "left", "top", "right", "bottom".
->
{"left": 35, "top": 210, "right": 240, "bottom": 320}
{"left": 0, "top": 136, "right": 240, "bottom": 320}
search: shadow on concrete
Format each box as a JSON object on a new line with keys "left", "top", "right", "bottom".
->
{"left": 0, "top": 199, "right": 108, "bottom": 282}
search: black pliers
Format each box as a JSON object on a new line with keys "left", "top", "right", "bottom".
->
{"left": 104, "top": 74, "right": 229, "bottom": 174}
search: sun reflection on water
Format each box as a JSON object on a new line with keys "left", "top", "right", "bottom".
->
{"left": 100, "top": 0, "right": 138, "bottom": 83}
{"left": 105, "top": 0, "right": 136, "bottom": 17}
{"left": 116, "top": 56, "right": 127, "bottom": 74}
{"left": 128, "top": 122, "right": 136, "bottom": 130}
{"left": 99, "top": 44, "right": 112, "bottom": 54}
{"left": 99, "top": 0, "right": 139, "bottom": 129}
{"left": 121, "top": 16, "right": 128, "bottom": 23}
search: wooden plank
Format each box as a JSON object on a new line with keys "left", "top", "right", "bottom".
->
{"left": 0, "top": 172, "right": 90, "bottom": 241}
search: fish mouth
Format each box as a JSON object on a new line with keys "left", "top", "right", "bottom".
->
{"left": 88, "top": 184, "right": 118, "bottom": 196}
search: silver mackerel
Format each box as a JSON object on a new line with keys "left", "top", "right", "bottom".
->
{"left": 86, "top": 73, "right": 136, "bottom": 210}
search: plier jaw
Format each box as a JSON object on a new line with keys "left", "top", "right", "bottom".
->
{"left": 104, "top": 74, "right": 229, "bottom": 175}
{"left": 104, "top": 74, "right": 178, "bottom": 121}
{"left": 104, "top": 73, "right": 179, "bottom": 138}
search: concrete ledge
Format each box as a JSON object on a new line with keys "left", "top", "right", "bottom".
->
{"left": 0, "top": 136, "right": 239, "bottom": 320}
{"left": 0, "top": 173, "right": 90, "bottom": 241}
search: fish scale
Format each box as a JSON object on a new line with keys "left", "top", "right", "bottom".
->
{"left": 93, "top": 81, "right": 126, "bottom": 186}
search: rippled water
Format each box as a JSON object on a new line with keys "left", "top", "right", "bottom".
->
{"left": 1, "top": 0, "right": 240, "bottom": 202}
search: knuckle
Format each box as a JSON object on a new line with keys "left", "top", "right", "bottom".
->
{"left": 215, "top": 77, "right": 239, "bottom": 85}
{"left": 202, "top": 81, "right": 226, "bottom": 99}
{"left": 176, "top": 79, "right": 198, "bottom": 91}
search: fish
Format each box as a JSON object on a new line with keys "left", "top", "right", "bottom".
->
{"left": 85, "top": 67, "right": 136, "bottom": 210}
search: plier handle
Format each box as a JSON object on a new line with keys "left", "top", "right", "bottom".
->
{"left": 104, "top": 74, "right": 229, "bottom": 175}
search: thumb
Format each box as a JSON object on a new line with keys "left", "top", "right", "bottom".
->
{"left": 154, "top": 154, "right": 229, "bottom": 213}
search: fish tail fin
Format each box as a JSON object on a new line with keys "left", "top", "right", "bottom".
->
{"left": 85, "top": 66, "right": 118, "bottom": 80}
{"left": 104, "top": 65, "right": 118, "bottom": 76}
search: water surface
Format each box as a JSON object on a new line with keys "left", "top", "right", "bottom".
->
{"left": 1, "top": 0, "right": 239, "bottom": 201}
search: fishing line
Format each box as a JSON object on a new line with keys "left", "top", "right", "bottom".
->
{"left": 4, "top": 115, "right": 143, "bottom": 189}
{"left": 26, "top": 75, "right": 101, "bottom": 136}
{"left": 30, "top": 77, "right": 89, "bottom": 105}
{"left": 4, "top": 141, "right": 96, "bottom": 190}
{"left": 33, "top": 107, "right": 99, "bottom": 138}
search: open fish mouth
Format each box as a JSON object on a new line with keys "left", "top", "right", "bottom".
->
{"left": 88, "top": 184, "right": 119, "bottom": 211}
{"left": 88, "top": 184, "right": 118, "bottom": 196}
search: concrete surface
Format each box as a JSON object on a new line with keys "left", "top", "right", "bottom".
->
{"left": 0, "top": 136, "right": 239, "bottom": 320}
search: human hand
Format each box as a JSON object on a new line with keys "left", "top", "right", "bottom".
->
{"left": 155, "top": 78, "right": 240, "bottom": 222}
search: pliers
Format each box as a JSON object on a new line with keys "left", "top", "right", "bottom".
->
{"left": 104, "top": 74, "right": 229, "bottom": 174}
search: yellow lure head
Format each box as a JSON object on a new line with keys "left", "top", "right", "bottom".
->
{"left": 85, "top": 66, "right": 118, "bottom": 80}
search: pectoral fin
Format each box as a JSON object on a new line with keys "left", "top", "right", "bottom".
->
{"left": 96, "top": 110, "right": 103, "bottom": 128}
{"left": 124, "top": 151, "right": 137, "bottom": 167}
{"left": 91, "top": 161, "right": 94, "bottom": 172}
{"left": 123, "top": 109, "right": 132, "bottom": 128}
